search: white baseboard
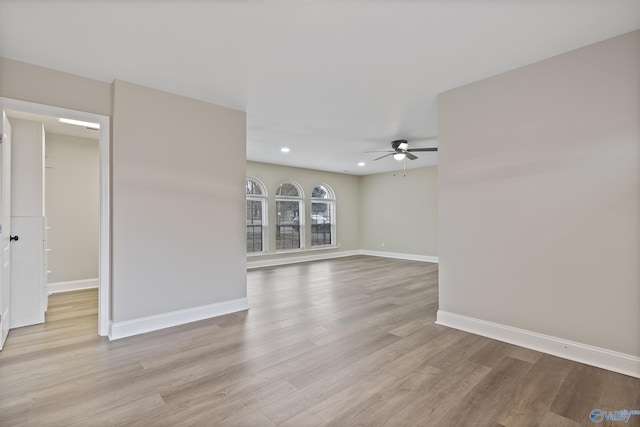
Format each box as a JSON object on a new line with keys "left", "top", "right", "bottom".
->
{"left": 48, "top": 278, "right": 99, "bottom": 294}
{"left": 248, "top": 249, "right": 438, "bottom": 269}
{"left": 247, "top": 250, "right": 361, "bottom": 269}
{"left": 436, "top": 310, "right": 640, "bottom": 379}
{"left": 109, "top": 297, "right": 249, "bottom": 341}
{"left": 359, "top": 250, "right": 439, "bottom": 264}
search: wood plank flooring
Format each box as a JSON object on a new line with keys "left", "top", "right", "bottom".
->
{"left": 0, "top": 256, "right": 638, "bottom": 426}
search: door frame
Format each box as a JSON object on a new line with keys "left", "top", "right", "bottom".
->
{"left": 0, "top": 111, "right": 12, "bottom": 349}
{"left": 0, "top": 97, "right": 111, "bottom": 336}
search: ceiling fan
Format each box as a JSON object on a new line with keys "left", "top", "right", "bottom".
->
{"left": 368, "top": 139, "right": 438, "bottom": 161}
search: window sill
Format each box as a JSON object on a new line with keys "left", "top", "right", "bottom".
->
{"left": 275, "top": 248, "right": 307, "bottom": 255}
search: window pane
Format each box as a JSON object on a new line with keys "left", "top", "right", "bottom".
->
{"left": 276, "top": 182, "right": 299, "bottom": 197}
{"left": 276, "top": 200, "right": 300, "bottom": 250}
{"left": 246, "top": 179, "right": 263, "bottom": 195}
{"left": 246, "top": 200, "right": 263, "bottom": 252}
{"left": 311, "top": 185, "right": 328, "bottom": 199}
{"left": 311, "top": 202, "right": 331, "bottom": 246}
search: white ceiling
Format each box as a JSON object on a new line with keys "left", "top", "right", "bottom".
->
{"left": 1, "top": 1, "right": 638, "bottom": 175}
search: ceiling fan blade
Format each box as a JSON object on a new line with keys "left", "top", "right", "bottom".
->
{"left": 364, "top": 150, "right": 394, "bottom": 154}
{"left": 405, "top": 152, "right": 418, "bottom": 160}
{"left": 407, "top": 147, "right": 438, "bottom": 152}
{"left": 373, "top": 153, "right": 394, "bottom": 161}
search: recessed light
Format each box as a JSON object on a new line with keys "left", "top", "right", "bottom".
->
{"left": 358, "top": 162, "right": 365, "bottom": 167}
{"left": 59, "top": 118, "right": 100, "bottom": 129}
{"left": 281, "top": 147, "right": 290, "bottom": 153}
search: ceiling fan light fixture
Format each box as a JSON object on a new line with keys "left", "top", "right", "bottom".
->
{"left": 393, "top": 152, "right": 406, "bottom": 161}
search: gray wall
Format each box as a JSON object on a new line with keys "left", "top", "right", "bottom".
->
{"left": 112, "top": 80, "right": 247, "bottom": 322}
{"left": 438, "top": 30, "right": 639, "bottom": 356}
{"left": 246, "top": 161, "right": 361, "bottom": 259}
{"left": 360, "top": 167, "right": 437, "bottom": 257}
{"left": 0, "top": 57, "right": 111, "bottom": 116}
{"left": 45, "top": 133, "right": 99, "bottom": 283}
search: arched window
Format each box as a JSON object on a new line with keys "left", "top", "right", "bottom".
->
{"left": 311, "top": 184, "right": 335, "bottom": 247}
{"left": 246, "top": 177, "right": 267, "bottom": 253}
{"left": 275, "top": 181, "right": 304, "bottom": 250}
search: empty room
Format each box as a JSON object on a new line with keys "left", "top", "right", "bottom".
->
{"left": 0, "top": 1, "right": 638, "bottom": 426}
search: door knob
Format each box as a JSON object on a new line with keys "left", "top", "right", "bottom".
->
{"left": 9, "top": 235, "right": 18, "bottom": 242}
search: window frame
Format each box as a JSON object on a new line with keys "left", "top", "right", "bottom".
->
{"left": 275, "top": 181, "right": 305, "bottom": 252}
{"left": 246, "top": 177, "right": 268, "bottom": 255}
{"left": 310, "top": 184, "right": 336, "bottom": 248}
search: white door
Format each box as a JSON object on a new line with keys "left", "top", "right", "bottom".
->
{"left": 0, "top": 111, "right": 12, "bottom": 350}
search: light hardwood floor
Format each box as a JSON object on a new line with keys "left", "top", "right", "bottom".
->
{"left": 1, "top": 256, "right": 638, "bottom": 426}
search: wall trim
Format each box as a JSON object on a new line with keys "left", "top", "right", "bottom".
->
{"left": 436, "top": 310, "right": 640, "bottom": 379}
{"left": 109, "top": 297, "right": 249, "bottom": 341}
{"left": 247, "top": 250, "right": 438, "bottom": 269}
{"left": 359, "top": 250, "right": 439, "bottom": 264}
{"left": 48, "top": 278, "right": 99, "bottom": 294}
{"left": 247, "top": 250, "right": 361, "bottom": 269}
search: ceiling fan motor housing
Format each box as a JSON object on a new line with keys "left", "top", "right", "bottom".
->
{"left": 391, "top": 139, "right": 408, "bottom": 150}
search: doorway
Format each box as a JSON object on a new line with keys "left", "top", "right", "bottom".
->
{"left": 0, "top": 97, "right": 110, "bottom": 338}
